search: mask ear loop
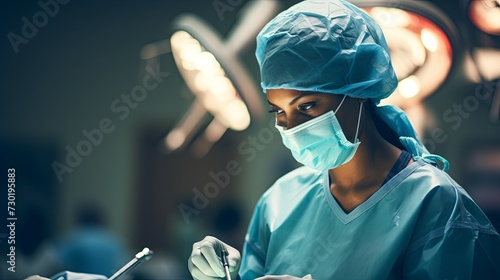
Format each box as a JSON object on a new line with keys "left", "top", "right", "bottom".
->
{"left": 334, "top": 95, "right": 348, "bottom": 114}
{"left": 353, "top": 102, "right": 363, "bottom": 143}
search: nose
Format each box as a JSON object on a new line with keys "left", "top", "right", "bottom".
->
{"left": 285, "top": 119, "right": 299, "bottom": 130}
{"left": 281, "top": 115, "right": 311, "bottom": 130}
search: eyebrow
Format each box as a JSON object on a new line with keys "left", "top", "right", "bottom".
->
{"left": 267, "top": 91, "right": 316, "bottom": 107}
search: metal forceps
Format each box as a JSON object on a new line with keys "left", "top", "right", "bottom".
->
{"left": 108, "top": 247, "right": 154, "bottom": 280}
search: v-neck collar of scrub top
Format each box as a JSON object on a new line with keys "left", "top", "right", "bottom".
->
{"left": 322, "top": 159, "right": 427, "bottom": 224}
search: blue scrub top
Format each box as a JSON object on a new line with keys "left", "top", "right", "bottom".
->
{"left": 239, "top": 159, "right": 500, "bottom": 279}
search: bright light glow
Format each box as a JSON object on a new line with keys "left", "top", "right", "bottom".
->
{"left": 172, "top": 31, "right": 242, "bottom": 115}
{"left": 421, "top": 29, "right": 438, "bottom": 52}
{"left": 370, "top": 7, "right": 410, "bottom": 27}
{"left": 170, "top": 25, "right": 254, "bottom": 133}
{"left": 385, "top": 28, "right": 426, "bottom": 78}
{"left": 194, "top": 51, "right": 219, "bottom": 72}
{"left": 167, "top": 10, "right": 270, "bottom": 156}
{"left": 194, "top": 72, "right": 210, "bottom": 91}
{"left": 218, "top": 99, "right": 251, "bottom": 131}
{"left": 174, "top": 35, "right": 203, "bottom": 62}
{"left": 181, "top": 58, "right": 197, "bottom": 71}
{"left": 165, "top": 129, "right": 186, "bottom": 150}
{"left": 362, "top": 7, "right": 453, "bottom": 108}
{"left": 469, "top": 0, "right": 500, "bottom": 35}
{"left": 208, "top": 77, "right": 235, "bottom": 98}
{"left": 473, "top": 48, "right": 500, "bottom": 80}
{"left": 198, "top": 77, "right": 236, "bottom": 111}
{"left": 170, "top": 31, "right": 192, "bottom": 50}
{"left": 179, "top": 39, "right": 202, "bottom": 70}
{"left": 398, "top": 75, "right": 421, "bottom": 99}
{"left": 201, "top": 96, "right": 217, "bottom": 112}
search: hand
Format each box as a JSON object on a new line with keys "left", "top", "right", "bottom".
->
{"left": 188, "top": 236, "right": 241, "bottom": 280}
{"left": 255, "top": 274, "right": 314, "bottom": 280}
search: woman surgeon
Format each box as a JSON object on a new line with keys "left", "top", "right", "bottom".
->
{"left": 188, "top": 0, "right": 500, "bottom": 279}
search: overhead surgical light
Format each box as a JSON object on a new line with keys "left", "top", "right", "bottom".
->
{"left": 170, "top": 29, "right": 250, "bottom": 131}
{"left": 468, "top": 0, "right": 500, "bottom": 36}
{"left": 462, "top": 0, "right": 500, "bottom": 123}
{"left": 143, "top": 0, "right": 280, "bottom": 157}
{"left": 351, "top": 1, "right": 459, "bottom": 109}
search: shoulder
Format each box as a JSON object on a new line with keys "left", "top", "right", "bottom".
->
{"left": 403, "top": 162, "right": 500, "bottom": 278}
{"left": 405, "top": 160, "right": 498, "bottom": 236}
{"left": 405, "top": 161, "right": 470, "bottom": 204}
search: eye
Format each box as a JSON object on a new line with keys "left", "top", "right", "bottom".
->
{"left": 298, "top": 102, "right": 317, "bottom": 112}
{"left": 268, "top": 108, "right": 285, "bottom": 115}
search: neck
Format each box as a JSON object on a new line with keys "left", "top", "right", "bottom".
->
{"left": 328, "top": 117, "right": 401, "bottom": 194}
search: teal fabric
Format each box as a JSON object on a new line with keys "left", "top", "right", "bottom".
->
{"left": 239, "top": 160, "right": 500, "bottom": 279}
{"left": 255, "top": 0, "right": 397, "bottom": 102}
{"left": 255, "top": 0, "right": 448, "bottom": 170}
{"left": 275, "top": 109, "right": 361, "bottom": 171}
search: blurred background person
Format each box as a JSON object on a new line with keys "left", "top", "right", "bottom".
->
{"left": 55, "top": 203, "right": 127, "bottom": 277}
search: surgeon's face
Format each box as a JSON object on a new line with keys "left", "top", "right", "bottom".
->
{"left": 267, "top": 89, "right": 363, "bottom": 141}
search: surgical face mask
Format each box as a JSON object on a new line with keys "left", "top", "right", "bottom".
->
{"left": 275, "top": 95, "right": 363, "bottom": 171}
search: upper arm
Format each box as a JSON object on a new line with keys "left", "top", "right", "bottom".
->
{"left": 403, "top": 180, "right": 500, "bottom": 280}
{"left": 404, "top": 225, "right": 500, "bottom": 279}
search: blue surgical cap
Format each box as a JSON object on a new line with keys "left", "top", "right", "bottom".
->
{"left": 256, "top": 0, "right": 397, "bottom": 101}
{"left": 256, "top": 0, "right": 449, "bottom": 170}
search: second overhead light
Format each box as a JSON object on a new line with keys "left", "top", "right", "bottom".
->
{"left": 351, "top": 0, "right": 459, "bottom": 108}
